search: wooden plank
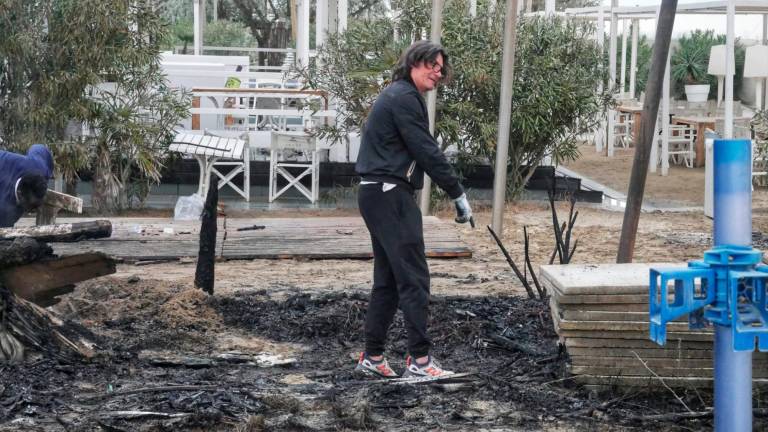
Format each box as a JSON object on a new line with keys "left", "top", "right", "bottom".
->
{"left": 564, "top": 337, "right": 713, "bottom": 350}
{"left": 47, "top": 217, "right": 470, "bottom": 260}
{"left": 556, "top": 303, "right": 650, "bottom": 312}
{"left": 558, "top": 330, "right": 713, "bottom": 341}
{"left": 569, "top": 356, "right": 768, "bottom": 369}
{"left": 0, "top": 220, "right": 112, "bottom": 243}
{"left": 569, "top": 365, "right": 768, "bottom": 379}
{"left": 568, "top": 347, "right": 714, "bottom": 359}
{"left": 561, "top": 310, "right": 688, "bottom": 323}
{"left": 0, "top": 253, "right": 116, "bottom": 304}
{"left": 575, "top": 375, "right": 768, "bottom": 389}
{"left": 552, "top": 293, "right": 651, "bottom": 305}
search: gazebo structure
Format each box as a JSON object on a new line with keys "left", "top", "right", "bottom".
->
{"left": 566, "top": 1, "right": 768, "bottom": 176}
{"left": 190, "top": 0, "right": 351, "bottom": 68}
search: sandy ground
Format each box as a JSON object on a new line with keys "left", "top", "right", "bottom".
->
{"left": 564, "top": 144, "right": 708, "bottom": 207}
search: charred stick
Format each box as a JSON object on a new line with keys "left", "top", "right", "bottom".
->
{"left": 487, "top": 226, "right": 535, "bottom": 299}
{"left": 523, "top": 226, "right": 545, "bottom": 299}
{"left": 195, "top": 178, "right": 218, "bottom": 295}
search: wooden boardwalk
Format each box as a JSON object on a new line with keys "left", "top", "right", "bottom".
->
{"left": 47, "top": 217, "right": 471, "bottom": 261}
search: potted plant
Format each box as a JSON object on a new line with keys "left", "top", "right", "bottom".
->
{"left": 670, "top": 30, "right": 721, "bottom": 102}
{"left": 671, "top": 33, "right": 712, "bottom": 102}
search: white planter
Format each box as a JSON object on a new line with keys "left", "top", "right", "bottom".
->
{"left": 684, "top": 84, "right": 710, "bottom": 102}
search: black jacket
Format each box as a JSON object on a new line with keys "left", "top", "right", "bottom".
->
{"left": 355, "top": 79, "right": 464, "bottom": 200}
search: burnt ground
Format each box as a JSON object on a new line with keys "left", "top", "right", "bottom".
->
{"left": 0, "top": 276, "right": 762, "bottom": 432}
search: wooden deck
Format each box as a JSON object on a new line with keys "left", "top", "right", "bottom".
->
{"left": 46, "top": 216, "right": 471, "bottom": 261}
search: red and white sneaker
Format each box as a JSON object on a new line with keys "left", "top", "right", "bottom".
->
{"left": 403, "top": 355, "right": 454, "bottom": 378}
{"left": 355, "top": 352, "right": 399, "bottom": 378}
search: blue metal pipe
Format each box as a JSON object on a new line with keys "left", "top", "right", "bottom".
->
{"left": 713, "top": 138, "right": 753, "bottom": 431}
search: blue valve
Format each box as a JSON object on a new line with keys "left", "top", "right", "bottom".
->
{"left": 650, "top": 245, "right": 768, "bottom": 352}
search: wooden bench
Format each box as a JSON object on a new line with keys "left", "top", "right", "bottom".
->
{"left": 170, "top": 132, "right": 249, "bottom": 200}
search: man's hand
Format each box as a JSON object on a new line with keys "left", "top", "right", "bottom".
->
{"left": 453, "top": 193, "right": 473, "bottom": 226}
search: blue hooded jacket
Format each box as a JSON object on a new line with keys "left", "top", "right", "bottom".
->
{"left": 0, "top": 144, "right": 54, "bottom": 227}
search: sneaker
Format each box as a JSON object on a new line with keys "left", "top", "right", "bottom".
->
{"left": 403, "top": 355, "right": 455, "bottom": 378}
{"left": 355, "top": 352, "right": 399, "bottom": 378}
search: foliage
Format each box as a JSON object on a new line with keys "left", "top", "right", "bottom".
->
{"left": 87, "top": 78, "right": 190, "bottom": 212}
{"left": 671, "top": 29, "right": 745, "bottom": 99}
{"left": 297, "top": 0, "right": 611, "bottom": 198}
{"left": 0, "top": 0, "right": 190, "bottom": 213}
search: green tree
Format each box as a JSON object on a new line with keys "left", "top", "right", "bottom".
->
{"left": 298, "top": 1, "right": 611, "bottom": 197}
{"left": 0, "top": 0, "right": 190, "bottom": 212}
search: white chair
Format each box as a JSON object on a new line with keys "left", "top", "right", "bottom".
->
{"left": 170, "top": 131, "right": 250, "bottom": 201}
{"left": 666, "top": 124, "right": 697, "bottom": 168}
{"left": 269, "top": 131, "right": 320, "bottom": 203}
{"left": 613, "top": 111, "right": 634, "bottom": 149}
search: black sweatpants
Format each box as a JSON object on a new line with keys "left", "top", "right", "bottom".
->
{"left": 358, "top": 183, "right": 431, "bottom": 358}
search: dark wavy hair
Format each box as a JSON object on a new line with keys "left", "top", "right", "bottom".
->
{"left": 391, "top": 40, "right": 452, "bottom": 83}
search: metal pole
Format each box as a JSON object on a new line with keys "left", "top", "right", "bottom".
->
{"left": 490, "top": 0, "right": 519, "bottom": 234}
{"left": 713, "top": 138, "right": 753, "bottom": 432}
{"left": 616, "top": 0, "right": 677, "bottom": 263}
{"left": 418, "top": 0, "right": 444, "bottom": 215}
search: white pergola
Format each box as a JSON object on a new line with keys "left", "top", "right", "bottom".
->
{"left": 566, "top": 1, "right": 768, "bottom": 176}
{"left": 192, "top": 0, "right": 349, "bottom": 68}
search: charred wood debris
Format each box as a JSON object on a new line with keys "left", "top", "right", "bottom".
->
{"left": 0, "top": 214, "right": 749, "bottom": 431}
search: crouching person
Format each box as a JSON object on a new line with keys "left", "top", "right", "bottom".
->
{"left": 0, "top": 144, "right": 54, "bottom": 227}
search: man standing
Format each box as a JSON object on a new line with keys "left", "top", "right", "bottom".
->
{"left": 0, "top": 144, "right": 54, "bottom": 227}
{"left": 355, "top": 40, "right": 473, "bottom": 378}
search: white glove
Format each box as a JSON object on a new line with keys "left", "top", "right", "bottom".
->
{"left": 453, "top": 193, "right": 473, "bottom": 225}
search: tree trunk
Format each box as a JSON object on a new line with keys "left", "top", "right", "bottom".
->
{"left": 92, "top": 146, "right": 115, "bottom": 214}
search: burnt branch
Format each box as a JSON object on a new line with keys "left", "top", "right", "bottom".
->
{"left": 524, "top": 226, "right": 546, "bottom": 300}
{"left": 487, "top": 225, "right": 536, "bottom": 299}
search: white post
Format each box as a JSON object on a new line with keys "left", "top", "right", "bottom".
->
{"left": 316, "top": 0, "right": 328, "bottom": 52}
{"left": 470, "top": 0, "right": 477, "bottom": 17}
{"left": 193, "top": 0, "right": 204, "bottom": 55}
{"left": 630, "top": 18, "right": 638, "bottom": 99}
{"left": 648, "top": 7, "right": 660, "bottom": 174}
{"left": 337, "top": 0, "right": 348, "bottom": 33}
{"left": 756, "top": 81, "right": 763, "bottom": 111}
{"left": 596, "top": 5, "right": 605, "bottom": 153}
{"left": 418, "top": 0, "right": 444, "bottom": 215}
{"left": 607, "top": 1, "right": 618, "bottom": 157}
{"left": 212, "top": 0, "right": 217, "bottom": 21}
{"left": 661, "top": 48, "right": 671, "bottom": 176}
{"left": 296, "top": 0, "right": 310, "bottom": 67}
{"left": 717, "top": 76, "right": 724, "bottom": 107}
{"left": 545, "top": 0, "right": 555, "bottom": 14}
{"left": 724, "top": 0, "right": 735, "bottom": 139}
{"left": 763, "top": 14, "right": 767, "bottom": 44}
{"left": 620, "top": 19, "right": 628, "bottom": 96}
